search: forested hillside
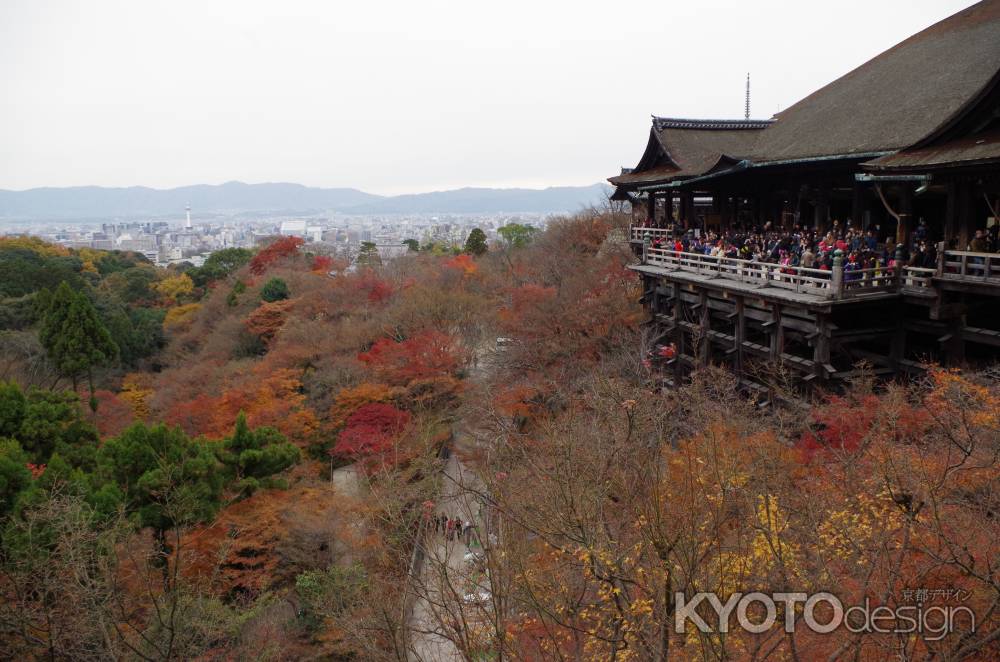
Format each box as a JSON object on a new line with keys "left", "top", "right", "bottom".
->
{"left": 0, "top": 213, "right": 997, "bottom": 660}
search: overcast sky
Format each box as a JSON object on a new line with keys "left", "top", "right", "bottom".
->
{"left": 0, "top": 0, "right": 978, "bottom": 194}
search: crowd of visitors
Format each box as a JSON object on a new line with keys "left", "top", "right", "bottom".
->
{"left": 431, "top": 513, "right": 477, "bottom": 546}
{"left": 634, "top": 217, "right": 1000, "bottom": 275}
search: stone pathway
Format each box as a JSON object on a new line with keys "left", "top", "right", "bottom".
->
{"left": 407, "top": 451, "right": 487, "bottom": 662}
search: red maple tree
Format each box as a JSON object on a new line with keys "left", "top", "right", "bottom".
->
{"left": 357, "top": 331, "right": 460, "bottom": 385}
{"left": 354, "top": 270, "right": 394, "bottom": 303}
{"left": 311, "top": 254, "right": 334, "bottom": 273}
{"left": 249, "top": 236, "right": 304, "bottom": 275}
{"left": 332, "top": 402, "right": 412, "bottom": 459}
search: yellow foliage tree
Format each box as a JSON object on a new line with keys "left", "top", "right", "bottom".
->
{"left": 0, "top": 235, "right": 70, "bottom": 256}
{"left": 119, "top": 373, "right": 154, "bottom": 421}
{"left": 163, "top": 303, "right": 201, "bottom": 329}
{"left": 155, "top": 273, "right": 195, "bottom": 302}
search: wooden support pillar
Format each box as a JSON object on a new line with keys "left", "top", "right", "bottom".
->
{"left": 889, "top": 313, "right": 906, "bottom": 372}
{"left": 768, "top": 303, "right": 784, "bottom": 361}
{"left": 682, "top": 191, "right": 695, "bottom": 229}
{"left": 956, "top": 181, "right": 973, "bottom": 249}
{"left": 665, "top": 191, "right": 674, "bottom": 223}
{"left": 852, "top": 181, "right": 867, "bottom": 233}
{"left": 764, "top": 302, "right": 784, "bottom": 404}
{"left": 672, "top": 282, "right": 684, "bottom": 384}
{"left": 649, "top": 276, "right": 660, "bottom": 318}
{"left": 816, "top": 185, "right": 831, "bottom": 234}
{"left": 944, "top": 182, "right": 958, "bottom": 249}
{"left": 646, "top": 193, "right": 655, "bottom": 224}
{"left": 698, "top": 291, "right": 710, "bottom": 365}
{"left": 944, "top": 315, "right": 966, "bottom": 367}
{"left": 897, "top": 186, "right": 914, "bottom": 248}
{"left": 734, "top": 296, "right": 746, "bottom": 376}
{"left": 813, "top": 315, "right": 831, "bottom": 385}
{"left": 752, "top": 195, "right": 762, "bottom": 228}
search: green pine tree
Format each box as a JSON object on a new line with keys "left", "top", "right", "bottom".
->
{"left": 98, "top": 422, "right": 223, "bottom": 582}
{"left": 464, "top": 228, "right": 488, "bottom": 256}
{"left": 0, "top": 438, "right": 32, "bottom": 520}
{"left": 356, "top": 242, "right": 382, "bottom": 268}
{"left": 39, "top": 282, "right": 118, "bottom": 411}
{"left": 218, "top": 412, "right": 299, "bottom": 497}
{"left": 260, "top": 277, "right": 290, "bottom": 302}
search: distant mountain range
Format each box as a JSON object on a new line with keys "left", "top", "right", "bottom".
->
{"left": 0, "top": 181, "right": 612, "bottom": 220}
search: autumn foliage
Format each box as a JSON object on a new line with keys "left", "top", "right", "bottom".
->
{"left": 3, "top": 209, "right": 999, "bottom": 662}
{"left": 244, "top": 299, "right": 294, "bottom": 344}
{"left": 88, "top": 389, "right": 135, "bottom": 437}
{"left": 444, "top": 253, "right": 478, "bottom": 276}
{"left": 355, "top": 270, "right": 394, "bottom": 303}
{"left": 310, "top": 254, "right": 334, "bottom": 273}
{"left": 329, "top": 382, "right": 400, "bottom": 430}
{"left": 332, "top": 402, "right": 412, "bottom": 461}
{"left": 357, "top": 331, "right": 462, "bottom": 386}
{"left": 249, "top": 236, "right": 304, "bottom": 275}
{"left": 166, "top": 367, "right": 318, "bottom": 443}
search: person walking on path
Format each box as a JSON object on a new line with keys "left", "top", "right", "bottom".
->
{"left": 463, "top": 521, "right": 473, "bottom": 546}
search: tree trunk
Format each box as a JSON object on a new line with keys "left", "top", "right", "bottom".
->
{"left": 88, "top": 368, "right": 97, "bottom": 412}
{"left": 660, "top": 566, "right": 672, "bottom": 661}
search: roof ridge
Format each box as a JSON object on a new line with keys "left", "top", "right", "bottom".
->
{"left": 652, "top": 117, "right": 776, "bottom": 131}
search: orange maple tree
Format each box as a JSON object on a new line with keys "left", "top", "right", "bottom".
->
{"left": 245, "top": 300, "right": 295, "bottom": 345}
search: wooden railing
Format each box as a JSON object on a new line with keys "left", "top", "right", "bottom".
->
{"left": 841, "top": 266, "right": 898, "bottom": 294}
{"left": 640, "top": 246, "right": 890, "bottom": 299}
{"left": 632, "top": 229, "right": 1000, "bottom": 299}
{"left": 901, "top": 266, "right": 936, "bottom": 290}
{"left": 940, "top": 251, "right": 1000, "bottom": 282}
{"left": 630, "top": 226, "right": 672, "bottom": 242}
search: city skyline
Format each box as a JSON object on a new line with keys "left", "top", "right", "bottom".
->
{"left": 0, "top": 0, "right": 977, "bottom": 194}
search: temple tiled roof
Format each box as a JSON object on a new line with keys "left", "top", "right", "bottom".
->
{"left": 612, "top": 0, "right": 1000, "bottom": 188}
{"left": 864, "top": 130, "right": 1000, "bottom": 171}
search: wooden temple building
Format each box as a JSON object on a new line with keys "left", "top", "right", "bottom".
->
{"left": 610, "top": 0, "right": 1000, "bottom": 394}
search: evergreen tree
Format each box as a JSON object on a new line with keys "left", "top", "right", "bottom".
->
{"left": 0, "top": 381, "right": 26, "bottom": 439}
{"left": 217, "top": 412, "right": 299, "bottom": 497}
{"left": 0, "top": 380, "right": 100, "bottom": 468}
{"left": 0, "top": 438, "right": 31, "bottom": 520}
{"left": 260, "top": 277, "right": 290, "bottom": 302}
{"left": 188, "top": 247, "right": 252, "bottom": 286}
{"left": 356, "top": 242, "right": 382, "bottom": 268}
{"left": 464, "top": 228, "right": 488, "bottom": 256}
{"left": 98, "top": 422, "right": 223, "bottom": 573}
{"left": 402, "top": 239, "right": 420, "bottom": 252}
{"left": 39, "top": 282, "right": 118, "bottom": 410}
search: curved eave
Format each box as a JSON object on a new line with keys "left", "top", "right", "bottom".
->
{"left": 863, "top": 154, "right": 1000, "bottom": 172}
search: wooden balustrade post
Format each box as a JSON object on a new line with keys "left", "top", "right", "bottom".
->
{"left": 936, "top": 241, "right": 945, "bottom": 277}
{"left": 894, "top": 244, "right": 904, "bottom": 291}
{"left": 832, "top": 249, "right": 844, "bottom": 299}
